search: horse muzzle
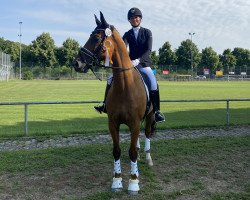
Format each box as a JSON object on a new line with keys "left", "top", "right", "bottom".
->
{"left": 72, "top": 59, "right": 89, "bottom": 73}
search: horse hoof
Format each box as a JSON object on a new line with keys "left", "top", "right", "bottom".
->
{"left": 111, "top": 177, "right": 123, "bottom": 192}
{"left": 128, "top": 179, "right": 139, "bottom": 195}
{"left": 146, "top": 158, "right": 153, "bottom": 166}
{"left": 128, "top": 190, "right": 139, "bottom": 195}
{"left": 112, "top": 188, "right": 123, "bottom": 192}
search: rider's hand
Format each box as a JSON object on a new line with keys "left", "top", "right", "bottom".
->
{"left": 131, "top": 59, "right": 140, "bottom": 67}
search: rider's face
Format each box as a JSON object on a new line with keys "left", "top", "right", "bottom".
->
{"left": 129, "top": 16, "right": 141, "bottom": 27}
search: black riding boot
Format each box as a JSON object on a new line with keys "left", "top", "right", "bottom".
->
{"left": 94, "top": 84, "right": 111, "bottom": 114}
{"left": 149, "top": 90, "right": 165, "bottom": 123}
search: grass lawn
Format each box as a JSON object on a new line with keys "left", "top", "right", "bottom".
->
{"left": 0, "top": 135, "right": 249, "bottom": 199}
{"left": 0, "top": 80, "right": 250, "bottom": 138}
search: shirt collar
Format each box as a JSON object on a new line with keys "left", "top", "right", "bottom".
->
{"left": 132, "top": 26, "right": 141, "bottom": 32}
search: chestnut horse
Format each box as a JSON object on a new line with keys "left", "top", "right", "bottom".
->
{"left": 73, "top": 12, "right": 155, "bottom": 195}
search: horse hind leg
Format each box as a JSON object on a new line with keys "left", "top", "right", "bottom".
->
{"left": 144, "top": 112, "right": 155, "bottom": 166}
{"left": 144, "top": 138, "right": 153, "bottom": 166}
{"left": 136, "top": 137, "right": 140, "bottom": 161}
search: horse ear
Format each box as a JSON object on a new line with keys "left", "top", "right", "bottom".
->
{"left": 94, "top": 14, "right": 101, "bottom": 27}
{"left": 100, "top": 11, "right": 109, "bottom": 28}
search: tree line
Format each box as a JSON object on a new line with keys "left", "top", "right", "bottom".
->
{"left": 0, "top": 32, "right": 250, "bottom": 79}
{"left": 0, "top": 33, "right": 79, "bottom": 79}
{"left": 151, "top": 41, "right": 250, "bottom": 76}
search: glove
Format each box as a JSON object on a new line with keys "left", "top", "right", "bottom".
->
{"left": 131, "top": 59, "right": 140, "bottom": 67}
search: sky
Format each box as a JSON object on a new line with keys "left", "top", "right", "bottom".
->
{"left": 0, "top": 0, "right": 250, "bottom": 54}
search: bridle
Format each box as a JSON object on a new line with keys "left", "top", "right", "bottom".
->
{"left": 79, "top": 27, "right": 134, "bottom": 79}
{"left": 79, "top": 28, "right": 107, "bottom": 70}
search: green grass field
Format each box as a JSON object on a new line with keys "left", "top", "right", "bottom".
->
{"left": 0, "top": 80, "right": 250, "bottom": 138}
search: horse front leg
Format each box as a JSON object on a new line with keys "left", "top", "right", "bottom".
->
{"left": 109, "top": 121, "right": 123, "bottom": 192}
{"left": 128, "top": 125, "right": 140, "bottom": 195}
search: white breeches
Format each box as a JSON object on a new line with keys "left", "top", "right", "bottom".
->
{"left": 106, "top": 65, "right": 157, "bottom": 91}
{"left": 136, "top": 65, "right": 157, "bottom": 91}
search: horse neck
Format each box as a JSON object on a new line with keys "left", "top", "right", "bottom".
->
{"left": 111, "top": 30, "right": 134, "bottom": 88}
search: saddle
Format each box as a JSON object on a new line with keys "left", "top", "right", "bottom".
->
{"left": 134, "top": 67, "right": 151, "bottom": 118}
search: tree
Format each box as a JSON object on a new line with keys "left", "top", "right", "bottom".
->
{"left": 55, "top": 47, "right": 65, "bottom": 67}
{"left": 175, "top": 39, "right": 200, "bottom": 73}
{"left": 150, "top": 51, "right": 159, "bottom": 67}
{"left": 60, "top": 38, "right": 79, "bottom": 67}
{"left": 22, "top": 44, "right": 37, "bottom": 67}
{"left": 0, "top": 37, "right": 6, "bottom": 51}
{"left": 55, "top": 38, "right": 79, "bottom": 77}
{"left": 0, "top": 38, "right": 21, "bottom": 63}
{"left": 219, "top": 49, "right": 236, "bottom": 74}
{"left": 8, "top": 43, "right": 20, "bottom": 63}
{"left": 30, "top": 32, "right": 57, "bottom": 68}
{"left": 158, "top": 41, "right": 176, "bottom": 68}
{"left": 200, "top": 47, "right": 219, "bottom": 72}
{"left": 232, "top": 47, "right": 250, "bottom": 74}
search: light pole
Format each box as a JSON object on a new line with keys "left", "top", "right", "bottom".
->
{"left": 18, "top": 21, "right": 22, "bottom": 80}
{"left": 189, "top": 32, "right": 195, "bottom": 77}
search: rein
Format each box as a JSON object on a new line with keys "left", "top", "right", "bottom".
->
{"left": 103, "top": 65, "right": 135, "bottom": 72}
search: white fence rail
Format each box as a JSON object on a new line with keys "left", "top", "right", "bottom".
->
{"left": 0, "top": 99, "right": 250, "bottom": 136}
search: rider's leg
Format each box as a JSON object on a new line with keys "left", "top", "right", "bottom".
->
{"left": 149, "top": 89, "right": 165, "bottom": 122}
{"left": 137, "top": 65, "right": 165, "bottom": 123}
{"left": 94, "top": 75, "right": 113, "bottom": 114}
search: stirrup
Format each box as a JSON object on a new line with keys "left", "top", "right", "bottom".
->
{"left": 94, "top": 104, "right": 105, "bottom": 114}
{"left": 155, "top": 111, "right": 165, "bottom": 123}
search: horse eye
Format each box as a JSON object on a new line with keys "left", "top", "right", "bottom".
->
{"left": 92, "top": 35, "right": 101, "bottom": 43}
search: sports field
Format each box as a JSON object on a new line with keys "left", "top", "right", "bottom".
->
{"left": 0, "top": 80, "right": 250, "bottom": 199}
{"left": 0, "top": 80, "right": 250, "bottom": 138}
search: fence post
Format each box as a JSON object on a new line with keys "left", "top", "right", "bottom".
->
{"left": 226, "top": 100, "right": 230, "bottom": 127}
{"left": 24, "top": 104, "right": 28, "bottom": 136}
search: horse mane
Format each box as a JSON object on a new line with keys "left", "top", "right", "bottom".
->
{"left": 109, "top": 25, "right": 132, "bottom": 67}
{"left": 110, "top": 26, "right": 126, "bottom": 49}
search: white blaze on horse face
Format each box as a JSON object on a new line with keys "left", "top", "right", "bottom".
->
{"left": 144, "top": 138, "right": 150, "bottom": 152}
{"left": 113, "top": 159, "right": 121, "bottom": 175}
{"left": 130, "top": 160, "right": 139, "bottom": 177}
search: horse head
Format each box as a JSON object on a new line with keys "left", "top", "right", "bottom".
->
{"left": 73, "top": 12, "right": 114, "bottom": 73}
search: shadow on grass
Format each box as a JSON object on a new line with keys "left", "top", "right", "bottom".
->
{"left": 0, "top": 108, "right": 249, "bottom": 138}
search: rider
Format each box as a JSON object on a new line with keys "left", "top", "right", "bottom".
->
{"left": 94, "top": 7, "right": 165, "bottom": 123}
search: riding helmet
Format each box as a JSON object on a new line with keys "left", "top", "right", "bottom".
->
{"left": 127, "top": 7, "right": 142, "bottom": 20}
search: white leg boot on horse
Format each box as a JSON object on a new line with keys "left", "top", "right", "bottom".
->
{"left": 145, "top": 137, "right": 153, "bottom": 166}
{"left": 128, "top": 160, "right": 140, "bottom": 195}
{"left": 111, "top": 159, "right": 123, "bottom": 192}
